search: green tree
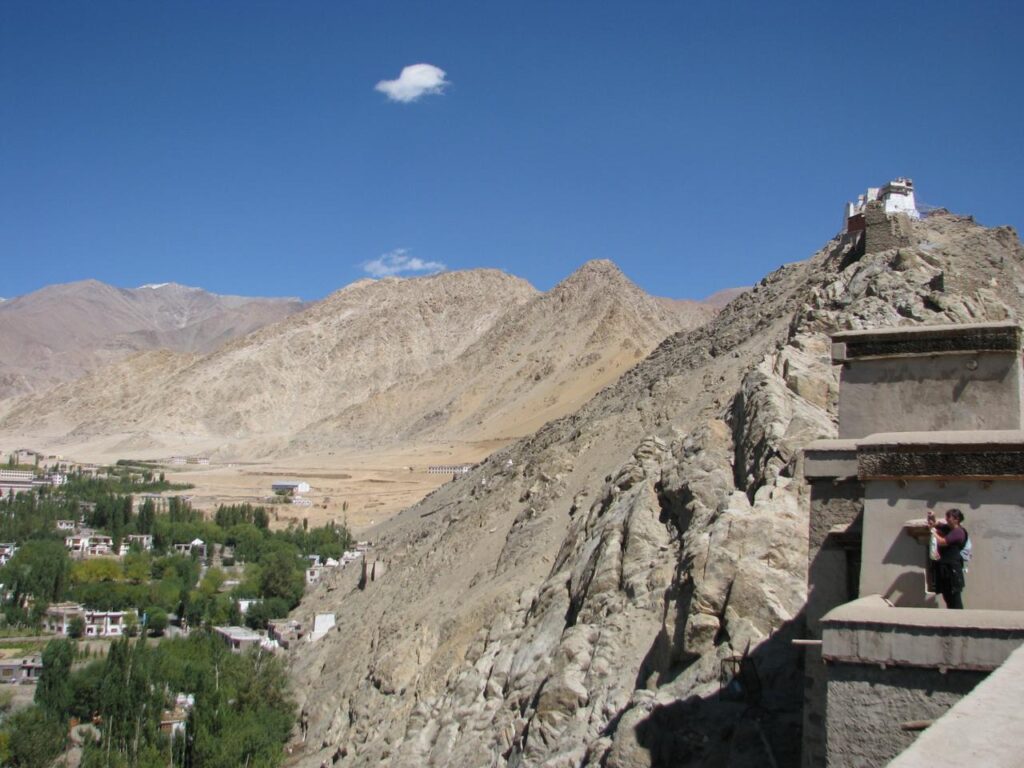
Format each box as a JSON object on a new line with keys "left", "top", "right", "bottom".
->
{"left": 122, "top": 551, "right": 151, "bottom": 584}
{"left": 2, "top": 708, "right": 64, "bottom": 768}
{"left": 136, "top": 498, "right": 156, "bottom": 535}
{"left": 198, "top": 567, "right": 225, "bottom": 598}
{"left": 35, "top": 639, "right": 74, "bottom": 718}
{"left": 68, "top": 615, "right": 86, "bottom": 640}
{"left": 123, "top": 612, "right": 139, "bottom": 637}
{"left": 225, "top": 523, "right": 264, "bottom": 563}
{"left": 2, "top": 540, "right": 71, "bottom": 609}
{"left": 97, "top": 638, "right": 162, "bottom": 765}
{"left": 72, "top": 557, "right": 122, "bottom": 584}
{"left": 257, "top": 542, "right": 305, "bottom": 607}
{"left": 232, "top": 562, "right": 262, "bottom": 599}
{"left": 69, "top": 660, "right": 106, "bottom": 720}
{"left": 146, "top": 607, "right": 168, "bottom": 637}
{"left": 244, "top": 597, "right": 289, "bottom": 630}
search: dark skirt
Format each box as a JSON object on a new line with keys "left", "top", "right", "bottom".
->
{"left": 932, "top": 561, "right": 965, "bottom": 595}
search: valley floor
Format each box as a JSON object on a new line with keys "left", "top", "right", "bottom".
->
{"left": 0, "top": 435, "right": 513, "bottom": 533}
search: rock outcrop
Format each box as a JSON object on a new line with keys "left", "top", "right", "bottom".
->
{"left": 287, "top": 212, "right": 1024, "bottom": 767}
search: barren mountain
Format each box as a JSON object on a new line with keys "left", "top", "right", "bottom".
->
{"left": 294, "top": 260, "right": 700, "bottom": 449}
{"left": 287, "top": 212, "right": 1024, "bottom": 768}
{"left": 0, "top": 270, "right": 537, "bottom": 453}
{"left": 0, "top": 280, "right": 306, "bottom": 398}
{"left": 0, "top": 263, "right": 707, "bottom": 459}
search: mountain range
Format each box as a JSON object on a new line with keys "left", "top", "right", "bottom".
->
{"left": 0, "top": 280, "right": 306, "bottom": 400}
{"left": 0, "top": 264, "right": 723, "bottom": 459}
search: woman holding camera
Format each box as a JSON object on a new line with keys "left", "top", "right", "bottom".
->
{"left": 928, "top": 508, "right": 968, "bottom": 609}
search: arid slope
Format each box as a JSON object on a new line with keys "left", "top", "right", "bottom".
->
{"left": 287, "top": 212, "right": 1024, "bottom": 768}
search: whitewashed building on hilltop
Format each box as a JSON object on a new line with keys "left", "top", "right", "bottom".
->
{"left": 844, "top": 177, "right": 920, "bottom": 233}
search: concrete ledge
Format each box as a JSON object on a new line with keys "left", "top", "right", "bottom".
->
{"left": 821, "top": 596, "right": 1024, "bottom": 671}
{"left": 857, "top": 430, "right": 1024, "bottom": 479}
{"left": 805, "top": 439, "right": 861, "bottom": 479}
{"left": 902, "top": 518, "right": 931, "bottom": 543}
{"left": 858, "top": 430, "right": 1024, "bottom": 448}
{"left": 831, "top": 322, "right": 1021, "bottom": 363}
{"left": 887, "top": 643, "right": 1024, "bottom": 768}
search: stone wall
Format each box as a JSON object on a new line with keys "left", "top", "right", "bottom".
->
{"left": 801, "top": 478, "right": 863, "bottom": 768}
{"left": 819, "top": 597, "right": 1024, "bottom": 767}
{"left": 825, "top": 663, "right": 986, "bottom": 766}
{"left": 863, "top": 201, "right": 915, "bottom": 254}
{"left": 887, "top": 643, "right": 1024, "bottom": 768}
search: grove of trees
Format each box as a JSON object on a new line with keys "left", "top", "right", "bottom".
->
{"left": 0, "top": 634, "right": 295, "bottom": 767}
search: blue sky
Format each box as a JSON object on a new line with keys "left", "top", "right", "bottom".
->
{"left": 2, "top": 1, "right": 1022, "bottom": 301}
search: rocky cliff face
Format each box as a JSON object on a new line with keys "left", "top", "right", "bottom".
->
{"left": 287, "top": 212, "right": 1024, "bottom": 767}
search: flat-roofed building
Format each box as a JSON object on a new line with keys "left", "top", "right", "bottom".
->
{"left": 45, "top": 602, "right": 135, "bottom": 637}
{"left": 0, "top": 469, "right": 35, "bottom": 497}
{"left": 173, "top": 538, "right": 206, "bottom": 558}
{"left": 426, "top": 464, "right": 474, "bottom": 475}
{"left": 801, "top": 322, "right": 1024, "bottom": 767}
{"left": 272, "top": 480, "right": 311, "bottom": 494}
{"left": 0, "top": 656, "right": 42, "bottom": 684}
{"left": 124, "top": 534, "right": 154, "bottom": 551}
{"left": 213, "top": 625, "right": 262, "bottom": 653}
{"left": 85, "top": 535, "right": 114, "bottom": 557}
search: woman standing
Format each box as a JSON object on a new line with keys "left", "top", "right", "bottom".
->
{"left": 928, "top": 508, "right": 968, "bottom": 609}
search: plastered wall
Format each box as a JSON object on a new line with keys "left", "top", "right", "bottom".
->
{"left": 838, "top": 351, "right": 1023, "bottom": 438}
{"left": 860, "top": 478, "right": 1024, "bottom": 609}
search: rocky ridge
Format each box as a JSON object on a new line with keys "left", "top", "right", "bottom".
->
{"left": 287, "top": 212, "right": 1024, "bottom": 768}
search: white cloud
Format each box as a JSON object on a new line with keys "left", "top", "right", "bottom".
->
{"left": 375, "top": 63, "right": 449, "bottom": 103}
{"left": 363, "top": 249, "right": 446, "bottom": 278}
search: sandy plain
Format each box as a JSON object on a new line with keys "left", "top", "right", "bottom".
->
{"left": 169, "top": 442, "right": 508, "bottom": 533}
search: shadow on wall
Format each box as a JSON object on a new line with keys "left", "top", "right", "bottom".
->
{"left": 882, "top": 571, "right": 938, "bottom": 608}
{"left": 881, "top": 529, "right": 925, "bottom": 568}
{"left": 632, "top": 611, "right": 807, "bottom": 768}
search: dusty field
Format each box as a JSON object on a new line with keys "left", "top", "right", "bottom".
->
{"left": 0, "top": 428, "right": 514, "bottom": 533}
{"left": 148, "top": 441, "right": 510, "bottom": 533}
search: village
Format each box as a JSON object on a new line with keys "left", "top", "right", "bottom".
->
{"left": 0, "top": 447, "right": 377, "bottom": 760}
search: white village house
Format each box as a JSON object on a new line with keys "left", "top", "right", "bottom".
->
{"left": 45, "top": 602, "right": 136, "bottom": 637}
{"left": 65, "top": 533, "right": 114, "bottom": 558}
{"left": 0, "top": 656, "right": 43, "bottom": 685}
{"left": 173, "top": 538, "right": 207, "bottom": 558}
